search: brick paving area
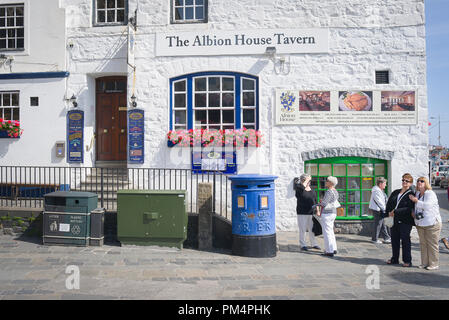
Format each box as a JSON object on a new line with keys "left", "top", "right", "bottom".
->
{"left": 1, "top": 208, "right": 449, "bottom": 300}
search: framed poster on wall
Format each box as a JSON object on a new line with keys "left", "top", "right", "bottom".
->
{"left": 128, "top": 109, "right": 144, "bottom": 164}
{"left": 67, "top": 110, "right": 84, "bottom": 163}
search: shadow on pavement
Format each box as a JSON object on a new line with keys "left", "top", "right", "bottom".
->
{"left": 12, "top": 234, "right": 122, "bottom": 247}
{"left": 332, "top": 255, "right": 388, "bottom": 266}
{"left": 15, "top": 234, "right": 41, "bottom": 245}
{"left": 388, "top": 271, "right": 449, "bottom": 289}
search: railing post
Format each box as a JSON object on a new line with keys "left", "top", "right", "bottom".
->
{"left": 212, "top": 171, "right": 216, "bottom": 214}
{"left": 100, "top": 167, "right": 104, "bottom": 208}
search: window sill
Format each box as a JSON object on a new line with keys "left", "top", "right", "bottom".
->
{"left": 335, "top": 216, "right": 374, "bottom": 221}
{"left": 93, "top": 22, "right": 128, "bottom": 27}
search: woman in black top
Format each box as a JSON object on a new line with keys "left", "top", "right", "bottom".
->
{"left": 385, "top": 173, "right": 416, "bottom": 267}
{"left": 294, "top": 174, "right": 320, "bottom": 251}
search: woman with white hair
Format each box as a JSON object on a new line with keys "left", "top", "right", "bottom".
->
{"left": 294, "top": 173, "right": 320, "bottom": 251}
{"left": 316, "top": 176, "right": 340, "bottom": 257}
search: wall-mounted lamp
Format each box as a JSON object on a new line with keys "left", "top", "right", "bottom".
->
{"left": 265, "top": 46, "right": 289, "bottom": 75}
{"left": 128, "top": 9, "right": 137, "bottom": 30}
{"left": 130, "top": 94, "right": 137, "bottom": 108}
{"left": 70, "top": 94, "right": 78, "bottom": 108}
{"left": 265, "top": 46, "right": 277, "bottom": 59}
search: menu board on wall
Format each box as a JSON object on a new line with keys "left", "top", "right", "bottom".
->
{"left": 192, "top": 149, "right": 237, "bottom": 174}
{"left": 275, "top": 90, "right": 417, "bottom": 125}
{"left": 128, "top": 109, "right": 144, "bottom": 164}
{"left": 67, "top": 110, "right": 84, "bottom": 163}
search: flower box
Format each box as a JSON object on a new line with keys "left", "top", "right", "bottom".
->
{"left": 0, "top": 119, "right": 23, "bottom": 138}
{"left": 0, "top": 130, "right": 20, "bottom": 139}
{"left": 167, "top": 128, "right": 265, "bottom": 148}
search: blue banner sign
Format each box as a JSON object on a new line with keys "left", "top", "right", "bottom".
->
{"left": 128, "top": 109, "right": 144, "bottom": 163}
{"left": 67, "top": 110, "right": 84, "bottom": 163}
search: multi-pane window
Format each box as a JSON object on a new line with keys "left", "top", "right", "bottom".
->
{"left": 193, "top": 76, "right": 235, "bottom": 130}
{"left": 170, "top": 72, "right": 258, "bottom": 131}
{"left": 0, "top": 92, "right": 20, "bottom": 121}
{"left": 305, "top": 157, "right": 388, "bottom": 220}
{"left": 0, "top": 4, "right": 24, "bottom": 50}
{"left": 95, "top": 0, "right": 127, "bottom": 25}
{"left": 172, "top": 0, "right": 207, "bottom": 23}
{"left": 173, "top": 79, "right": 187, "bottom": 130}
{"left": 241, "top": 78, "right": 256, "bottom": 129}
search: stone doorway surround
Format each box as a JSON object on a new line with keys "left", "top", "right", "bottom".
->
{"left": 301, "top": 147, "right": 394, "bottom": 162}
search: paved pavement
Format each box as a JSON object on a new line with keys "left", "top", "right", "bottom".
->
{"left": 1, "top": 208, "right": 449, "bottom": 300}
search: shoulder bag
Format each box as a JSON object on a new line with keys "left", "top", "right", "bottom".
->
{"left": 384, "top": 189, "right": 412, "bottom": 228}
{"left": 324, "top": 190, "right": 341, "bottom": 210}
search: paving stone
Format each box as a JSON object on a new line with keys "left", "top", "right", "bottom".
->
{"left": 1, "top": 222, "right": 449, "bottom": 300}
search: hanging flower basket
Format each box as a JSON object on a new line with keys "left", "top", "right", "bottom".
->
{"left": 0, "top": 119, "right": 23, "bottom": 138}
{"left": 167, "top": 128, "right": 265, "bottom": 148}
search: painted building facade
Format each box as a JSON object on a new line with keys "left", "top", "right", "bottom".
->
{"left": 0, "top": 0, "right": 428, "bottom": 231}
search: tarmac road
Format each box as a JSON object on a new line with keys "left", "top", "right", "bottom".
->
{"left": 435, "top": 187, "right": 449, "bottom": 212}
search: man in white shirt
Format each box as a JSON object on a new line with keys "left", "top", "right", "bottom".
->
{"left": 369, "top": 177, "right": 391, "bottom": 244}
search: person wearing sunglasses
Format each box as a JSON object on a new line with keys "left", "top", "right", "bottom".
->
{"left": 385, "top": 173, "right": 416, "bottom": 267}
{"left": 409, "top": 177, "right": 442, "bottom": 270}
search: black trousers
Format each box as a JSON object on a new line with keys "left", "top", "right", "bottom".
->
{"left": 390, "top": 222, "right": 413, "bottom": 264}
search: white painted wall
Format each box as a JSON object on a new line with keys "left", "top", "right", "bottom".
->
{"left": 123, "top": 0, "right": 427, "bottom": 230}
{"left": 0, "top": 0, "right": 68, "bottom": 167}
{"left": 0, "top": 0, "right": 66, "bottom": 73}
{"left": 0, "top": 78, "right": 68, "bottom": 165}
{"left": 0, "top": 0, "right": 427, "bottom": 231}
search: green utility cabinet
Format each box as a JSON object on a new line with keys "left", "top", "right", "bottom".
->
{"left": 117, "top": 190, "right": 188, "bottom": 249}
{"left": 43, "top": 191, "right": 98, "bottom": 246}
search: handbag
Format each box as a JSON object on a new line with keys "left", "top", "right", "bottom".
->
{"left": 384, "top": 189, "right": 412, "bottom": 228}
{"left": 312, "top": 216, "right": 322, "bottom": 236}
{"left": 373, "top": 198, "right": 386, "bottom": 217}
{"left": 384, "top": 216, "right": 394, "bottom": 228}
{"left": 324, "top": 199, "right": 341, "bottom": 210}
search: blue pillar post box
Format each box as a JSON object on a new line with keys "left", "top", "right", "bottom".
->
{"left": 228, "top": 174, "right": 278, "bottom": 257}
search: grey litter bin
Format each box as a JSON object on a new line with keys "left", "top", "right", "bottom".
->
{"left": 43, "top": 191, "right": 98, "bottom": 246}
{"left": 90, "top": 208, "right": 105, "bottom": 246}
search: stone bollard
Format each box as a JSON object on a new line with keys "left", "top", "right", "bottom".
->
{"left": 197, "top": 182, "right": 213, "bottom": 251}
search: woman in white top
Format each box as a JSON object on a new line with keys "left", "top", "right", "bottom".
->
{"left": 409, "top": 177, "right": 442, "bottom": 270}
{"left": 316, "top": 176, "right": 339, "bottom": 257}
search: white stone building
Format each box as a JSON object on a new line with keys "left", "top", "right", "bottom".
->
{"left": 0, "top": 0, "right": 428, "bottom": 231}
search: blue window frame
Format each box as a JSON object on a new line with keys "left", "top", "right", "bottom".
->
{"left": 170, "top": 71, "right": 259, "bottom": 131}
{"left": 169, "top": 71, "right": 259, "bottom": 174}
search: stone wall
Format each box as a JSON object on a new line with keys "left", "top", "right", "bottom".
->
{"left": 0, "top": 210, "right": 42, "bottom": 237}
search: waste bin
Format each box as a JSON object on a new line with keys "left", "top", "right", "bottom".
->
{"left": 42, "top": 191, "right": 98, "bottom": 246}
{"left": 228, "top": 174, "right": 278, "bottom": 257}
{"left": 90, "top": 208, "right": 105, "bottom": 246}
{"left": 117, "top": 190, "right": 187, "bottom": 249}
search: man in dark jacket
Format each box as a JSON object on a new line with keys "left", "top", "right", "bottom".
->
{"left": 385, "top": 173, "right": 415, "bottom": 267}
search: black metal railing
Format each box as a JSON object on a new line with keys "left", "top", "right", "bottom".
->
{"left": 0, "top": 166, "right": 232, "bottom": 219}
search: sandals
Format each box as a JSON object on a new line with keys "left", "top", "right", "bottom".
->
{"left": 387, "top": 259, "right": 411, "bottom": 267}
{"left": 402, "top": 263, "right": 412, "bottom": 268}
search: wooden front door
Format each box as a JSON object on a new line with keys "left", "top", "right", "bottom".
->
{"left": 96, "top": 77, "right": 127, "bottom": 161}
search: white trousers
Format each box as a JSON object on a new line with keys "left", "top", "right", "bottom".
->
{"left": 321, "top": 213, "right": 337, "bottom": 253}
{"left": 297, "top": 215, "right": 318, "bottom": 248}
